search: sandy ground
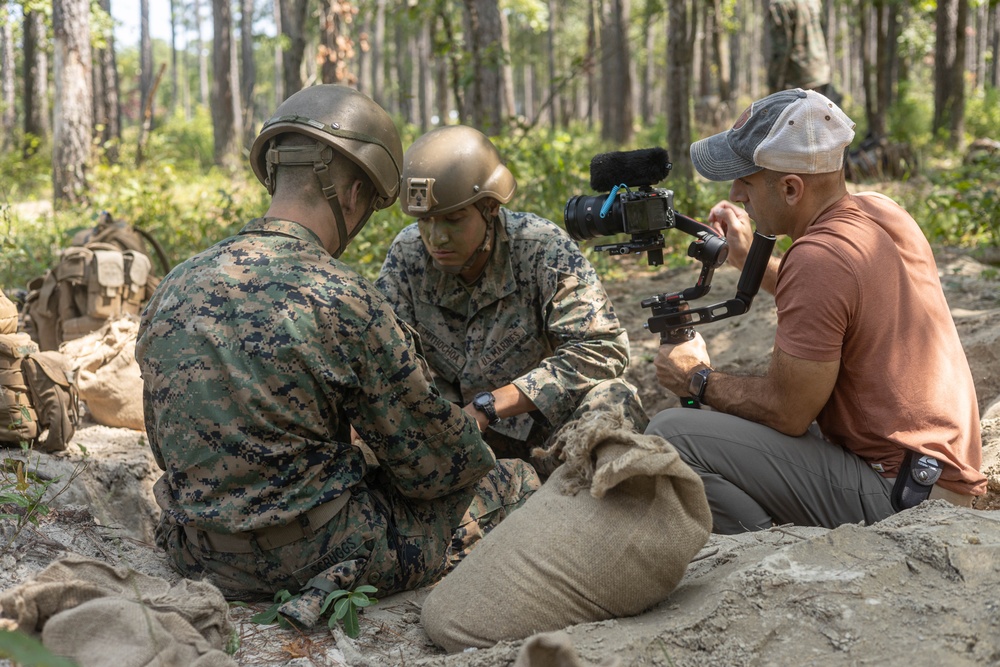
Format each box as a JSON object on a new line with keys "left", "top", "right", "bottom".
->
{"left": 2, "top": 247, "right": 999, "bottom": 667}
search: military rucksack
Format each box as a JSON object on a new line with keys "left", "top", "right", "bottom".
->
{"left": 20, "top": 212, "right": 169, "bottom": 352}
{"left": 0, "top": 332, "right": 80, "bottom": 452}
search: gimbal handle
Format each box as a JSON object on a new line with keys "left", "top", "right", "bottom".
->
{"left": 645, "top": 231, "right": 777, "bottom": 343}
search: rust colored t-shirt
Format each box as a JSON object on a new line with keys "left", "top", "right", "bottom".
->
{"left": 774, "top": 193, "right": 985, "bottom": 496}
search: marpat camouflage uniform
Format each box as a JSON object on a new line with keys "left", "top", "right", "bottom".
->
{"left": 767, "top": 0, "right": 832, "bottom": 93}
{"left": 376, "top": 209, "right": 647, "bottom": 470}
{"left": 136, "top": 217, "right": 539, "bottom": 603}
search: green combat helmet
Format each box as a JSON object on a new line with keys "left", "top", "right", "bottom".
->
{"left": 249, "top": 84, "right": 403, "bottom": 258}
{"left": 400, "top": 125, "right": 516, "bottom": 274}
{"left": 400, "top": 125, "right": 516, "bottom": 218}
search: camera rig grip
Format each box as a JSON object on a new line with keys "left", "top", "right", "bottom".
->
{"left": 643, "top": 230, "right": 777, "bottom": 345}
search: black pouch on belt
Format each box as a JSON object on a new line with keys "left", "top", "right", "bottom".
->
{"left": 891, "top": 450, "right": 943, "bottom": 512}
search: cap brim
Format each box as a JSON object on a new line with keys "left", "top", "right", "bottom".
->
{"left": 690, "top": 133, "right": 762, "bottom": 182}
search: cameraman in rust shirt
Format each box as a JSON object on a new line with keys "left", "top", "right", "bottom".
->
{"left": 645, "top": 89, "right": 985, "bottom": 533}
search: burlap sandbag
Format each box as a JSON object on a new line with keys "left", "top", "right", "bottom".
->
{"left": 60, "top": 315, "right": 144, "bottom": 430}
{"left": 421, "top": 408, "right": 713, "bottom": 652}
{"left": 0, "top": 553, "right": 235, "bottom": 667}
{"left": 0, "top": 288, "right": 17, "bottom": 334}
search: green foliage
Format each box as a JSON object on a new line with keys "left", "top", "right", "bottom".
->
{"left": 250, "top": 589, "right": 297, "bottom": 629}
{"left": 912, "top": 154, "right": 1000, "bottom": 247}
{"left": 964, "top": 88, "right": 1000, "bottom": 142}
{"left": 249, "top": 585, "right": 379, "bottom": 638}
{"left": 0, "top": 630, "right": 79, "bottom": 667}
{"left": 320, "top": 585, "right": 378, "bottom": 638}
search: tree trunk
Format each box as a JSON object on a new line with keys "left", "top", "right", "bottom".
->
{"left": 434, "top": 13, "right": 449, "bottom": 125}
{"left": 499, "top": 7, "right": 516, "bottom": 121}
{"left": 241, "top": 0, "right": 256, "bottom": 145}
{"left": 418, "top": 16, "right": 432, "bottom": 131}
{"left": 463, "top": 0, "right": 505, "bottom": 134}
{"left": 229, "top": 11, "right": 242, "bottom": 150}
{"left": 666, "top": 0, "right": 694, "bottom": 191}
{"left": 23, "top": 9, "right": 49, "bottom": 153}
{"left": 372, "top": 0, "right": 386, "bottom": 105}
{"left": 0, "top": 5, "right": 14, "bottom": 149}
{"left": 437, "top": 0, "right": 464, "bottom": 123}
{"left": 53, "top": 0, "right": 93, "bottom": 206}
{"left": 140, "top": 0, "right": 154, "bottom": 128}
{"left": 600, "top": 0, "right": 633, "bottom": 143}
{"left": 547, "top": 0, "right": 560, "bottom": 127}
{"left": 395, "top": 15, "right": 412, "bottom": 123}
{"left": 273, "top": 0, "right": 284, "bottom": 105}
{"left": 357, "top": 10, "right": 370, "bottom": 94}
{"left": 94, "top": 0, "right": 122, "bottom": 162}
{"left": 586, "top": 0, "right": 596, "bottom": 128}
{"left": 319, "top": 1, "right": 357, "bottom": 84}
{"left": 992, "top": 3, "right": 1000, "bottom": 89}
{"left": 212, "top": 0, "right": 240, "bottom": 170}
{"left": 640, "top": 5, "right": 655, "bottom": 123}
{"left": 711, "top": 0, "right": 731, "bottom": 102}
{"left": 170, "top": 0, "right": 179, "bottom": 113}
{"left": 280, "top": 0, "right": 309, "bottom": 97}
{"left": 933, "top": 0, "right": 966, "bottom": 147}
{"left": 195, "top": 0, "right": 210, "bottom": 105}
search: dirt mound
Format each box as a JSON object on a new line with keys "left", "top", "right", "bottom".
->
{"left": 2, "top": 246, "right": 999, "bottom": 666}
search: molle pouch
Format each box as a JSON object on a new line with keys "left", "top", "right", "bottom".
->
{"left": 21, "top": 350, "right": 79, "bottom": 453}
{"left": 55, "top": 246, "right": 93, "bottom": 326}
{"left": 0, "top": 333, "right": 41, "bottom": 445}
{"left": 121, "top": 251, "right": 152, "bottom": 314}
{"left": 86, "top": 249, "right": 126, "bottom": 319}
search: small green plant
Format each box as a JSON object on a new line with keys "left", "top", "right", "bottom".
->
{"left": 250, "top": 584, "right": 378, "bottom": 638}
{"left": 0, "top": 450, "right": 88, "bottom": 556}
{"left": 249, "top": 589, "right": 297, "bottom": 629}
{"left": 320, "top": 584, "right": 378, "bottom": 638}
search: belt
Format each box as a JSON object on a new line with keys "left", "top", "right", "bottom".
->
{"left": 183, "top": 490, "right": 351, "bottom": 554}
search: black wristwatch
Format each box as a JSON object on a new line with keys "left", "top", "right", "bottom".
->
{"left": 472, "top": 391, "right": 501, "bottom": 425}
{"left": 688, "top": 368, "right": 714, "bottom": 404}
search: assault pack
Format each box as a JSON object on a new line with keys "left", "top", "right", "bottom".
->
{"left": 0, "top": 331, "right": 79, "bottom": 452}
{"left": 20, "top": 212, "right": 170, "bottom": 351}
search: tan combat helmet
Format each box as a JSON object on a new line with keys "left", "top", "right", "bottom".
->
{"left": 400, "top": 125, "right": 516, "bottom": 218}
{"left": 249, "top": 84, "right": 403, "bottom": 257}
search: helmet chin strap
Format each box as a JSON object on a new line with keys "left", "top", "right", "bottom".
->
{"left": 433, "top": 201, "right": 497, "bottom": 277}
{"left": 265, "top": 139, "right": 375, "bottom": 259}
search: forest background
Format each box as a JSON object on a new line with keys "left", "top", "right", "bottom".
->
{"left": 0, "top": 0, "right": 999, "bottom": 293}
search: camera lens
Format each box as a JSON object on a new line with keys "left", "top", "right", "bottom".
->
{"left": 564, "top": 195, "right": 622, "bottom": 241}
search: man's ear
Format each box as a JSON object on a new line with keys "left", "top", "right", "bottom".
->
{"left": 781, "top": 174, "right": 805, "bottom": 206}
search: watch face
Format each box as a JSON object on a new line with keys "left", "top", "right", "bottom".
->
{"left": 474, "top": 393, "right": 492, "bottom": 408}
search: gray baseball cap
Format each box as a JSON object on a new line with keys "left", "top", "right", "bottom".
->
{"left": 690, "top": 88, "right": 856, "bottom": 181}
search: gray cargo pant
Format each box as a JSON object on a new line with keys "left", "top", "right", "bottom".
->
{"left": 645, "top": 408, "right": 895, "bottom": 534}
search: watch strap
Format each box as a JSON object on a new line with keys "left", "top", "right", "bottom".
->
{"left": 473, "top": 391, "right": 501, "bottom": 425}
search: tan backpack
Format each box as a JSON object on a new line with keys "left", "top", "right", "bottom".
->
{"left": 21, "top": 213, "right": 168, "bottom": 351}
{"left": 0, "top": 333, "right": 79, "bottom": 452}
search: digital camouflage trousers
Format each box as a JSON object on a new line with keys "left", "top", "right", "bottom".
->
{"left": 157, "top": 458, "right": 540, "bottom": 607}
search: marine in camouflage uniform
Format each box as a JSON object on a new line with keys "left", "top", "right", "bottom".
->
{"left": 135, "top": 86, "right": 538, "bottom": 628}
{"left": 767, "top": 0, "right": 834, "bottom": 97}
{"left": 376, "top": 126, "right": 647, "bottom": 475}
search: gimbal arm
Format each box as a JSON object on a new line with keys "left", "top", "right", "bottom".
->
{"left": 644, "top": 230, "right": 777, "bottom": 344}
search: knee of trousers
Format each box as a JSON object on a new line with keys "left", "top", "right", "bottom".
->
{"left": 644, "top": 407, "right": 712, "bottom": 460}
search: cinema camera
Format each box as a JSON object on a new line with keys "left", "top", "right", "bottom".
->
{"left": 564, "top": 147, "right": 776, "bottom": 351}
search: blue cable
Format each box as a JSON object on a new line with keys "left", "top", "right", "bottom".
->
{"left": 600, "top": 184, "right": 629, "bottom": 218}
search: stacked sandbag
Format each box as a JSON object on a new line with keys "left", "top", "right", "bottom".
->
{"left": 60, "top": 316, "right": 144, "bottom": 430}
{"left": 421, "top": 408, "right": 712, "bottom": 652}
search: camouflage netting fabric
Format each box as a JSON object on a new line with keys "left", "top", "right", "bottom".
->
{"left": 0, "top": 553, "right": 235, "bottom": 667}
{"left": 420, "top": 407, "right": 713, "bottom": 652}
